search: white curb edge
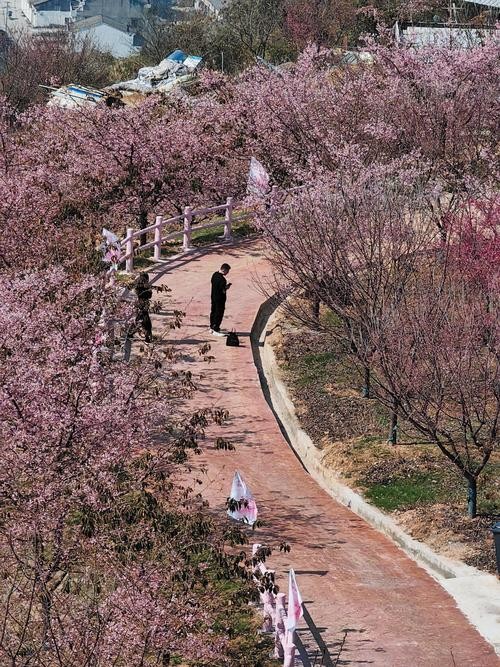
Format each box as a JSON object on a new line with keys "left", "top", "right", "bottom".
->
{"left": 252, "top": 301, "right": 500, "bottom": 656}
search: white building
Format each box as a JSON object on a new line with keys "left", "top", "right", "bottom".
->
{"left": 74, "top": 15, "right": 139, "bottom": 58}
{"left": 21, "top": 0, "right": 84, "bottom": 29}
{"left": 396, "top": 0, "right": 499, "bottom": 48}
{"left": 400, "top": 24, "right": 498, "bottom": 47}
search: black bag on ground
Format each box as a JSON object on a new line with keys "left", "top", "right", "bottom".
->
{"left": 226, "top": 330, "right": 240, "bottom": 347}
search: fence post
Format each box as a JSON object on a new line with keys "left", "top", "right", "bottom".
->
{"left": 224, "top": 196, "right": 233, "bottom": 241}
{"left": 274, "top": 592, "right": 286, "bottom": 660}
{"left": 252, "top": 543, "right": 262, "bottom": 556}
{"left": 283, "top": 630, "right": 296, "bottom": 667}
{"left": 106, "top": 268, "right": 116, "bottom": 288}
{"left": 125, "top": 227, "right": 134, "bottom": 273}
{"left": 262, "top": 589, "right": 275, "bottom": 632}
{"left": 183, "top": 206, "right": 193, "bottom": 252}
{"left": 153, "top": 215, "right": 163, "bottom": 261}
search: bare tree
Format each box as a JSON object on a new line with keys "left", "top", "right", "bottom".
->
{"left": 139, "top": 11, "right": 249, "bottom": 73}
{"left": 0, "top": 31, "right": 114, "bottom": 110}
{"left": 369, "top": 264, "right": 499, "bottom": 517}
{"left": 222, "top": 0, "right": 286, "bottom": 59}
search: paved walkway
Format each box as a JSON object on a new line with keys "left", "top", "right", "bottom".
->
{"left": 151, "top": 239, "right": 499, "bottom": 667}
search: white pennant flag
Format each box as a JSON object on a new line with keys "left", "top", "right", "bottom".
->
{"left": 227, "top": 471, "right": 258, "bottom": 525}
{"left": 286, "top": 568, "right": 303, "bottom": 631}
{"left": 101, "top": 227, "right": 121, "bottom": 270}
{"left": 102, "top": 227, "right": 119, "bottom": 246}
{"left": 247, "top": 157, "right": 270, "bottom": 196}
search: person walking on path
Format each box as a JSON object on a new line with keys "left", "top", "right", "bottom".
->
{"left": 135, "top": 271, "right": 153, "bottom": 343}
{"left": 210, "top": 263, "right": 231, "bottom": 336}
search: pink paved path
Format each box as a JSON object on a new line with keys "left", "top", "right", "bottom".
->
{"left": 151, "top": 239, "right": 499, "bottom": 667}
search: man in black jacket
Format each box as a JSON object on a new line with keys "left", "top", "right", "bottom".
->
{"left": 210, "top": 263, "right": 231, "bottom": 335}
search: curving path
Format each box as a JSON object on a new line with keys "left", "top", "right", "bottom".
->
{"left": 150, "top": 239, "right": 499, "bottom": 667}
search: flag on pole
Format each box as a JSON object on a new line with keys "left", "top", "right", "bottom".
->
{"left": 101, "top": 227, "right": 121, "bottom": 270}
{"left": 286, "top": 568, "right": 303, "bottom": 631}
{"left": 247, "top": 157, "right": 270, "bottom": 197}
{"left": 227, "top": 471, "right": 258, "bottom": 525}
{"left": 394, "top": 20, "right": 401, "bottom": 44}
{"left": 102, "top": 227, "right": 119, "bottom": 246}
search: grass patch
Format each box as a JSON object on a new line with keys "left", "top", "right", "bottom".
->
{"left": 365, "top": 474, "right": 443, "bottom": 511}
{"left": 476, "top": 463, "right": 500, "bottom": 515}
{"left": 291, "top": 351, "right": 336, "bottom": 389}
{"left": 192, "top": 220, "right": 255, "bottom": 247}
{"left": 159, "top": 219, "right": 256, "bottom": 257}
{"left": 210, "top": 578, "right": 279, "bottom": 667}
{"left": 356, "top": 435, "right": 385, "bottom": 447}
{"left": 133, "top": 252, "right": 157, "bottom": 267}
{"left": 321, "top": 308, "right": 342, "bottom": 328}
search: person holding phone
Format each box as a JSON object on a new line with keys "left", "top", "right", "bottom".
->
{"left": 210, "top": 263, "right": 231, "bottom": 336}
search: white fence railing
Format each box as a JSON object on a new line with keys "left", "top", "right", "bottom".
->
{"left": 119, "top": 196, "right": 245, "bottom": 273}
{"left": 118, "top": 184, "right": 310, "bottom": 273}
{"left": 252, "top": 543, "right": 298, "bottom": 666}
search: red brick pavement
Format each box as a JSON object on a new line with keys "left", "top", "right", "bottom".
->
{"left": 151, "top": 239, "right": 499, "bottom": 667}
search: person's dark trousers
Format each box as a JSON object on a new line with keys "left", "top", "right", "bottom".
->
{"left": 210, "top": 299, "right": 225, "bottom": 331}
{"left": 137, "top": 308, "right": 152, "bottom": 342}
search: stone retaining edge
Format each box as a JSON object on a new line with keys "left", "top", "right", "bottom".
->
{"left": 251, "top": 299, "right": 500, "bottom": 656}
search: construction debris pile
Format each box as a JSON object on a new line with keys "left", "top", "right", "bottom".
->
{"left": 46, "top": 48, "right": 374, "bottom": 110}
{"left": 48, "top": 49, "right": 203, "bottom": 109}
{"left": 110, "top": 49, "right": 203, "bottom": 94}
{"left": 47, "top": 84, "right": 107, "bottom": 110}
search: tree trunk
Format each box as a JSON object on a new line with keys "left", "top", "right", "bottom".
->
{"left": 138, "top": 210, "right": 148, "bottom": 247}
{"left": 123, "top": 329, "right": 133, "bottom": 363}
{"left": 439, "top": 223, "right": 447, "bottom": 245}
{"left": 41, "top": 587, "right": 52, "bottom": 649}
{"left": 467, "top": 476, "right": 477, "bottom": 518}
{"left": 388, "top": 398, "right": 398, "bottom": 445}
{"left": 361, "top": 366, "right": 371, "bottom": 398}
{"left": 311, "top": 296, "right": 320, "bottom": 325}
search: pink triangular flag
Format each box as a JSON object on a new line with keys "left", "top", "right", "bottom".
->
{"left": 286, "top": 568, "right": 303, "bottom": 631}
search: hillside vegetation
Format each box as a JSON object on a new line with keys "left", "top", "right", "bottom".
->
{"left": 0, "top": 27, "right": 498, "bottom": 663}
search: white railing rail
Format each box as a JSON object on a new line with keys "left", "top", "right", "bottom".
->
{"left": 119, "top": 196, "right": 242, "bottom": 273}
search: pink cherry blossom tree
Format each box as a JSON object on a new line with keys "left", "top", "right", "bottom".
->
{"left": 0, "top": 92, "right": 248, "bottom": 270}
{"left": 0, "top": 31, "right": 113, "bottom": 111}
{"left": 0, "top": 269, "right": 267, "bottom": 664}
{"left": 447, "top": 195, "right": 500, "bottom": 294}
{"left": 218, "top": 37, "right": 499, "bottom": 220}
{"left": 256, "top": 157, "right": 433, "bottom": 402}
{"left": 284, "top": 0, "right": 357, "bottom": 49}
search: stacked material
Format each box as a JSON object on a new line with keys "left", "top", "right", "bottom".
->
{"left": 47, "top": 84, "right": 106, "bottom": 109}
{"left": 110, "top": 49, "right": 203, "bottom": 93}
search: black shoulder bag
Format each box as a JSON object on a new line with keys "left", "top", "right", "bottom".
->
{"left": 226, "top": 329, "right": 240, "bottom": 347}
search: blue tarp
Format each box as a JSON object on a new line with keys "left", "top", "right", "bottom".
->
{"left": 166, "top": 50, "right": 188, "bottom": 63}
{"left": 66, "top": 85, "right": 105, "bottom": 103}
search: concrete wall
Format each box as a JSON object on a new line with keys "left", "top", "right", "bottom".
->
{"left": 77, "top": 22, "right": 136, "bottom": 57}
